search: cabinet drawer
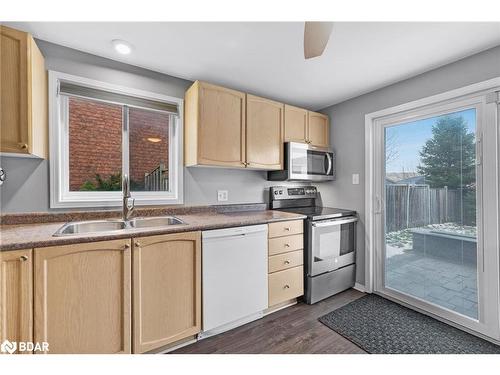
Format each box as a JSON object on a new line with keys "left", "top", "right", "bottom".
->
{"left": 268, "top": 220, "right": 303, "bottom": 238}
{"left": 268, "top": 234, "right": 303, "bottom": 256}
{"left": 268, "top": 266, "right": 303, "bottom": 307}
{"left": 268, "top": 250, "right": 303, "bottom": 273}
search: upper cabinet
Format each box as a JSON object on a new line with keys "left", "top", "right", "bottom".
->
{"left": 284, "top": 104, "right": 308, "bottom": 143}
{"left": 0, "top": 26, "right": 47, "bottom": 158}
{"left": 307, "top": 111, "right": 330, "bottom": 147}
{"left": 246, "top": 94, "right": 284, "bottom": 170}
{"left": 184, "top": 80, "right": 330, "bottom": 169}
{"left": 185, "top": 81, "right": 246, "bottom": 168}
{"left": 284, "top": 106, "right": 330, "bottom": 147}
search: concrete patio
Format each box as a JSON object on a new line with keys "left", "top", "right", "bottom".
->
{"left": 385, "top": 246, "right": 478, "bottom": 319}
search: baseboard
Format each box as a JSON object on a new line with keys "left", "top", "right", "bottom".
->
{"left": 148, "top": 336, "right": 198, "bottom": 354}
{"left": 264, "top": 298, "right": 297, "bottom": 315}
{"left": 198, "top": 311, "right": 265, "bottom": 340}
{"left": 354, "top": 282, "right": 367, "bottom": 293}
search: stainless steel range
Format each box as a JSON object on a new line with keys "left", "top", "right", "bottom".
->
{"left": 269, "top": 186, "right": 357, "bottom": 304}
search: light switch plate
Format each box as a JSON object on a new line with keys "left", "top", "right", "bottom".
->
{"left": 217, "top": 190, "right": 228, "bottom": 202}
{"left": 352, "top": 174, "right": 360, "bottom": 185}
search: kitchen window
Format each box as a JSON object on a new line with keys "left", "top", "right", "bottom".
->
{"left": 49, "top": 71, "right": 183, "bottom": 208}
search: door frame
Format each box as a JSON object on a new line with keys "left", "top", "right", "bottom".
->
{"left": 364, "top": 77, "right": 500, "bottom": 340}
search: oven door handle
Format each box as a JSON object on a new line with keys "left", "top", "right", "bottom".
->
{"left": 311, "top": 217, "right": 358, "bottom": 227}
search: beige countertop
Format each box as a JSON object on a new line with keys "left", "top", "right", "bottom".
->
{"left": 0, "top": 210, "right": 306, "bottom": 251}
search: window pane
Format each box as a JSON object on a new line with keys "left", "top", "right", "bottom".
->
{"left": 384, "top": 108, "right": 478, "bottom": 319}
{"left": 129, "top": 107, "right": 170, "bottom": 192}
{"left": 68, "top": 97, "right": 122, "bottom": 191}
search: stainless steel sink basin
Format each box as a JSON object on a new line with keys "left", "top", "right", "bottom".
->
{"left": 130, "top": 216, "right": 184, "bottom": 228}
{"left": 54, "top": 220, "right": 128, "bottom": 236}
{"left": 53, "top": 216, "right": 184, "bottom": 236}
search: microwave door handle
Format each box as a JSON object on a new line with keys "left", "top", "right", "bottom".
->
{"left": 326, "top": 153, "right": 333, "bottom": 175}
{"left": 312, "top": 217, "right": 358, "bottom": 227}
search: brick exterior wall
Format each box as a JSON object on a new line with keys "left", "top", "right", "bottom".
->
{"left": 68, "top": 97, "right": 169, "bottom": 191}
{"left": 129, "top": 107, "right": 169, "bottom": 189}
{"left": 69, "top": 98, "right": 122, "bottom": 191}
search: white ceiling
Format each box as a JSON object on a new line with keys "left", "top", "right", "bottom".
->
{"left": 7, "top": 22, "right": 500, "bottom": 109}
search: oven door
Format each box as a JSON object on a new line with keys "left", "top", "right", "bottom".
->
{"left": 288, "top": 142, "right": 335, "bottom": 181}
{"left": 309, "top": 217, "right": 357, "bottom": 276}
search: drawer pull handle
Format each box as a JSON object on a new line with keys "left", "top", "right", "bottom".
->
{"left": 284, "top": 260, "right": 290, "bottom": 264}
{"left": 284, "top": 227, "right": 291, "bottom": 231}
{"left": 124, "top": 244, "right": 130, "bottom": 249}
{"left": 18, "top": 143, "right": 28, "bottom": 150}
{"left": 20, "top": 255, "right": 29, "bottom": 262}
{"left": 284, "top": 243, "right": 290, "bottom": 248}
{"left": 283, "top": 284, "right": 290, "bottom": 289}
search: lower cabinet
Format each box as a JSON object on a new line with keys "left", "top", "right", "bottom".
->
{"left": 0, "top": 249, "right": 33, "bottom": 354}
{"left": 267, "top": 220, "right": 304, "bottom": 308}
{"left": 132, "top": 231, "right": 201, "bottom": 353}
{"left": 34, "top": 239, "right": 131, "bottom": 354}
{"left": 268, "top": 266, "right": 304, "bottom": 307}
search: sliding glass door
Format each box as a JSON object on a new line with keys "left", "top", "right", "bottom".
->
{"left": 384, "top": 108, "right": 478, "bottom": 318}
{"left": 371, "top": 93, "right": 500, "bottom": 340}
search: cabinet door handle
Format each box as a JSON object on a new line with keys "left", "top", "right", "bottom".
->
{"left": 124, "top": 244, "right": 130, "bottom": 249}
{"left": 18, "top": 143, "right": 28, "bottom": 150}
{"left": 134, "top": 242, "right": 141, "bottom": 247}
{"left": 20, "top": 255, "right": 29, "bottom": 262}
{"left": 283, "top": 284, "right": 290, "bottom": 289}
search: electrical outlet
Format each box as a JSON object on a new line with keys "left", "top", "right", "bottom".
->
{"left": 352, "top": 174, "right": 360, "bottom": 185}
{"left": 217, "top": 190, "right": 228, "bottom": 202}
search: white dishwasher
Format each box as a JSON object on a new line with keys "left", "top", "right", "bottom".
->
{"left": 200, "top": 224, "right": 268, "bottom": 338}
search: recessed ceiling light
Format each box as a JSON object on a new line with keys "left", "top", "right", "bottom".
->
{"left": 112, "top": 39, "right": 133, "bottom": 55}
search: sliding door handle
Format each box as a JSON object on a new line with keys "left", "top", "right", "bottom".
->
{"left": 374, "top": 195, "right": 383, "bottom": 215}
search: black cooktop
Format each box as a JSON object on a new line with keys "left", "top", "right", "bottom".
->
{"left": 277, "top": 206, "right": 356, "bottom": 221}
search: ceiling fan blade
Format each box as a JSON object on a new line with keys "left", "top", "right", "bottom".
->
{"left": 304, "top": 22, "right": 333, "bottom": 59}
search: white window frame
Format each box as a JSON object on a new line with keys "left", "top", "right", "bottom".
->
{"left": 49, "top": 71, "right": 184, "bottom": 208}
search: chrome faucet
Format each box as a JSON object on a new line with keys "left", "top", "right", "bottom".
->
{"left": 123, "top": 174, "right": 135, "bottom": 222}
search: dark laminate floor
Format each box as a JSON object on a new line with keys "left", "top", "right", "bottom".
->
{"left": 173, "top": 288, "right": 367, "bottom": 354}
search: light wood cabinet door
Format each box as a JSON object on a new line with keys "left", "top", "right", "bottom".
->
{"left": 307, "top": 111, "right": 330, "bottom": 147}
{"left": 0, "top": 249, "right": 33, "bottom": 354}
{"left": 132, "top": 232, "right": 201, "bottom": 353}
{"left": 246, "top": 94, "right": 284, "bottom": 170}
{"left": 0, "top": 26, "right": 47, "bottom": 158}
{"left": 34, "top": 239, "right": 131, "bottom": 354}
{"left": 185, "top": 81, "right": 246, "bottom": 167}
{"left": 284, "top": 104, "right": 308, "bottom": 143}
{"left": 268, "top": 266, "right": 304, "bottom": 307}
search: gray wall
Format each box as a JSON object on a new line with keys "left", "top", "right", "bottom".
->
{"left": 319, "top": 45, "right": 500, "bottom": 286}
{"left": 0, "top": 40, "right": 295, "bottom": 213}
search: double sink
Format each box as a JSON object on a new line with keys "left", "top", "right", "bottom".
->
{"left": 54, "top": 216, "right": 184, "bottom": 236}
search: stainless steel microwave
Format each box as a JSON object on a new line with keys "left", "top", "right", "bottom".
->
{"left": 267, "top": 142, "right": 335, "bottom": 182}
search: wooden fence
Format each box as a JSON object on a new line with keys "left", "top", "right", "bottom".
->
{"left": 385, "top": 184, "right": 474, "bottom": 232}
